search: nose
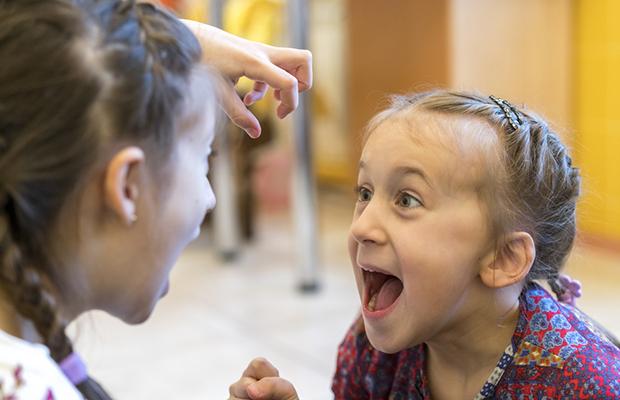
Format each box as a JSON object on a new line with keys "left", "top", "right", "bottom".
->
{"left": 349, "top": 199, "right": 387, "bottom": 246}
{"left": 205, "top": 181, "right": 217, "bottom": 215}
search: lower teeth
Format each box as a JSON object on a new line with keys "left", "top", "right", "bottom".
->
{"left": 368, "top": 293, "right": 377, "bottom": 311}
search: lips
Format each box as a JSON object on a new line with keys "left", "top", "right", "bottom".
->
{"left": 360, "top": 265, "right": 404, "bottom": 313}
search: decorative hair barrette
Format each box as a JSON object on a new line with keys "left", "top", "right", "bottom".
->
{"left": 489, "top": 95, "right": 523, "bottom": 131}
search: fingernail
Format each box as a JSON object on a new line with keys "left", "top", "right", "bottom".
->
{"left": 248, "top": 128, "right": 259, "bottom": 138}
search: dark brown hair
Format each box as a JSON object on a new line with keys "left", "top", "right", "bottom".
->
{"left": 0, "top": 0, "right": 202, "bottom": 397}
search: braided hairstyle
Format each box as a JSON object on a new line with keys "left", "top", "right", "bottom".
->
{"left": 364, "top": 89, "right": 619, "bottom": 347}
{"left": 0, "top": 0, "right": 202, "bottom": 398}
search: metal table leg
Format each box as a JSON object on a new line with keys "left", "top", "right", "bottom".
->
{"left": 210, "top": 0, "right": 241, "bottom": 262}
{"left": 288, "top": 0, "right": 320, "bottom": 292}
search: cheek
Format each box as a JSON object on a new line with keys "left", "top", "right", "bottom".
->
{"left": 347, "top": 231, "right": 364, "bottom": 296}
{"left": 398, "top": 236, "right": 476, "bottom": 289}
{"left": 394, "top": 235, "right": 482, "bottom": 324}
{"left": 165, "top": 176, "right": 211, "bottom": 241}
{"left": 347, "top": 230, "right": 357, "bottom": 262}
{"left": 394, "top": 221, "right": 476, "bottom": 294}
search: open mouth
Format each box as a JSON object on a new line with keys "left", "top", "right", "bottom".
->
{"left": 362, "top": 268, "right": 404, "bottom": 312}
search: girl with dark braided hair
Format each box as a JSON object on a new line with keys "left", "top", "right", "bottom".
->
{"left": 0, "top": 0, "right": 311, "bottom": 398}
{"left": 230, "top": 90, "right": 620, "bottom": 400}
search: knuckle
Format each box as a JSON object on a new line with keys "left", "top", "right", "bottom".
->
{"left": 248, "top": 54, "right": 267, "bottom": 70}
{"left": 252, "top": 356, "right": 268, "bottom": 368}
{"left": 282, "top": 76, "right": 297, "bottom": 91}
{"left": 229, "top": 111, "right": 250, "bottom": 127}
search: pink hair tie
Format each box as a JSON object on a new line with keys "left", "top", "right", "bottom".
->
{"left": 59, "top": 352, "right": 88, "bottom": 385}
{"left": 557, "top": 274, "right": 582, "bottom": 306}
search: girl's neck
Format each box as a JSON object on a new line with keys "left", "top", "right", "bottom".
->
{"left": 425, "top": 286, "right": 521, "bottom": 398}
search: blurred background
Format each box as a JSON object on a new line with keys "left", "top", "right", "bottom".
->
{"left": 72, "top": 0, "right": 620, "bottom": 398}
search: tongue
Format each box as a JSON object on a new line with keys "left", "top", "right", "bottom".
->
{"left": 375, "top": 277, "right": 403, "bottom": 310}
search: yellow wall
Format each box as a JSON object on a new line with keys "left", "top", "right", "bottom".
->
{"left": 450, "top": 0, "right": 573, "bottom": 131}
{"left": 575, "top": 0, "right": 620, "bottom": 245}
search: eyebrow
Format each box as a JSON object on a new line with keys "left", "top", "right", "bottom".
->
{"left": 359, "top": 160, "right": 433, "bottom": 189}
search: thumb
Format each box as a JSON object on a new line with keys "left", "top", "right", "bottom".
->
{"left": 247, "top": 378, "right": 299, "bottom": 400}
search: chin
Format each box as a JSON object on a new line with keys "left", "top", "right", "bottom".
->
{"left": 116, "top": 298, "right": 157, "bottom": 325}
{"left": 365, "top": 324, "right": 423, "bottom": 354}
{"left": 367, "top": 338, "right": 403, "bottom": 354}
{"left": 124, "top": 307, "right": 155, "bottom": 325}
{"left": 124, "top": 282, "right": 170, "bottom": 324}
{"left": 365, "top": 326, "right": 405, "bottom": 354}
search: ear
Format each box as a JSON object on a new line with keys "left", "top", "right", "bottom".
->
{"left": 479, "top": 232, "right": 535, "bottom": 288}
{"left": 103, "top": 147, "right": 145, "bottom": 226}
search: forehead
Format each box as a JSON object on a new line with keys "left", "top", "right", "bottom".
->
{"left": 362, "top": 110, "right": 499, "bottom": 194}
{"left": 176, "top": 67, "right": 219, "bottom": 145}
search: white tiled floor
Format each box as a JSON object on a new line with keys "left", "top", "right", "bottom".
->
{"left": 70, "top": 190, "right": 620, "bottom": 399}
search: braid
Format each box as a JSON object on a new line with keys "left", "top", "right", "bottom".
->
{"left": 1, "top": 199, "right": 114, "bottom": 399}
{"left": 504, "top": 114, "right": 580, "bottom": 281}
{"left": 135, "top": 3, "right": 158, "bottom": 72}
{"left": 0, "top": 201, "right": 68, "bottom": 357}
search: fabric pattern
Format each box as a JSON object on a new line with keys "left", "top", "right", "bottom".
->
{"left": 0, "top": 331, "right": 83, "bottom": 400}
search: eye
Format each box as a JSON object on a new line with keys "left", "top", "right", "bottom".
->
{"left": 397, "top": 192, "right": 422, "bottom": 209}
{"left": 356, "top": 186, "right": 373, "bottom": 202}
